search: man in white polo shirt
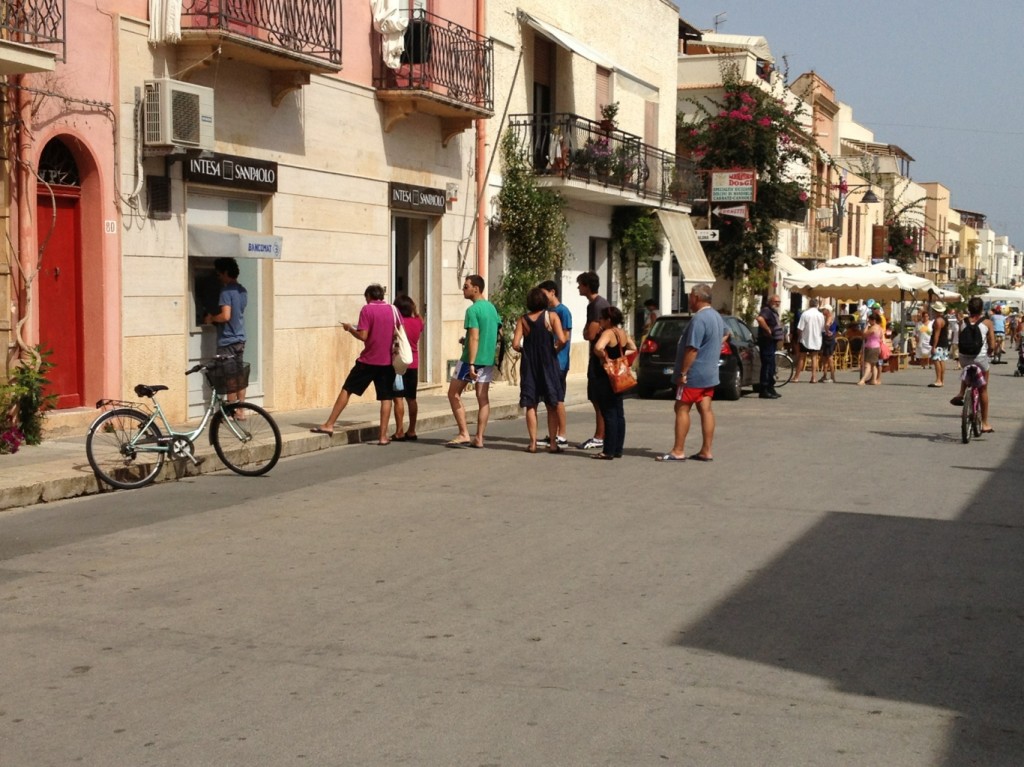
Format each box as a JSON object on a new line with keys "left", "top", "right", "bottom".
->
{"left": 794, "top": 298, "right": 825, "bottom": 383}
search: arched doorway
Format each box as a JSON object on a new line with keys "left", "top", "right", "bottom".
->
{"left": 37, "top": 138, "right": 84, "bottom": 409}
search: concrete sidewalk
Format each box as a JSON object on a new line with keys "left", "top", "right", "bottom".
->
{"left": 0, "top": 376, "right": 591, "bottom": 512}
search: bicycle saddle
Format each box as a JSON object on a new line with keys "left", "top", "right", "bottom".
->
{"left": 134, "top": 384, "right": 169, "bottom": 398}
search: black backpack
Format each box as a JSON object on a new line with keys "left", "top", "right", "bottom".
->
{"left": 959, "top": 318, "right": 984, "bottom": 356}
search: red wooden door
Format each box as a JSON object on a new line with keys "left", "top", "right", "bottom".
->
{"left": 36, "top": 189, "right": 84, "bottom": 409}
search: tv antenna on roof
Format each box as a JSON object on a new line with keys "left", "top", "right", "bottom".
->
{"left": 713, "top": 12, "right": 727, "bottom": 31}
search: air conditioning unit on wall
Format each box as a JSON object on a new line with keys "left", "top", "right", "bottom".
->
{"left": 144, "top": 78, "right": 215, "bottom": 151}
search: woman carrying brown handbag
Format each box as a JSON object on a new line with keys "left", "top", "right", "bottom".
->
{"left": 591, "top": 306, "right": 637, "bottom": 460}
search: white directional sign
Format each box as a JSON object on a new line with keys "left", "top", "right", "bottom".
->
{"left": 696, "top": 229, "right": 720, "bottom": 242}
{"left": 713, "top": 204, "right": 749, "bottom": 219}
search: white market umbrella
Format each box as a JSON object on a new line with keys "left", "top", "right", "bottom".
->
{"left": 783, "top": 261, "right": 936, "bottom": 302}
{"left": 980, "top": 287, "right": 1024, "bottom": 307}
{"left": 823, "top": 255, "right": 871, "bottom": 267}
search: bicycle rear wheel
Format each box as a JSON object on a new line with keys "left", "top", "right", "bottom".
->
{"left": 774, "top": 352, "right": 795, "bottom": 388}
{"left": 961, "top": 399, "right": 972, "bottom": 444}
{"left": 210, "top": 402, "right": 282, "bottom": 476}
{"left": 86, "top": 408, "right": 166, "bottom": 489}
{"left": 971, "top": 392, "right": 983, "bottom": 437}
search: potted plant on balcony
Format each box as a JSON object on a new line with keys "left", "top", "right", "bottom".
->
{"left": 668, "top": 170, "right": 687, "bottom": 203}
{"left": 611, "top": 145, "right": 640, "bottom": 186}
{"left": 599, "top": 101, "right": 619, "bottom": 132}
{"left": 576, "top": 136, "right": 612, "bottom": 178}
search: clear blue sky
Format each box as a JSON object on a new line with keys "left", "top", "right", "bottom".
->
{"left": 679, "top": 1, "right": 1024, "bottom": 249}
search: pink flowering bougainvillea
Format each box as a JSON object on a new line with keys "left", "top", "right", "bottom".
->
{"left": 677, "top": 61, "right": 812, "bottom": 279}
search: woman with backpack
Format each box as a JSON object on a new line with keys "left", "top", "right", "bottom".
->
{"left": 950, "top": 296, "right": 995, "bottom": 433}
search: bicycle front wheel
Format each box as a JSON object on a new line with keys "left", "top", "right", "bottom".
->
{"left": 86, "top": 408, "right": 166, "bottom": 489}
{"left": 211, "top": 402, "right": 282, "bottom": 476}
{"left": 774, "top": 352, "right": 795, "bottom": 388}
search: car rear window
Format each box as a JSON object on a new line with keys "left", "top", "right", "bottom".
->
{"left": 650, "top": 318, "right": 689, "bottom": 340}
{"left": 723, "top": 317, "right": 753, "bottom": 342}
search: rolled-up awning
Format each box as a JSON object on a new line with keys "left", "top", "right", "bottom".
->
{"left": 773, "top": 252, "right": 809, "bottom": 276}
{"left": 518, "top": 11, "right": 656, "bottom": 92}
{"left": 188, "top": 224, "right": 283, "bottom": 260}
{"left": 656, "top": 211, "right": 715, "bottom": 284}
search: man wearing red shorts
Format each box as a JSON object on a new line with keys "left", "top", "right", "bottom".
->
{"left": 657, "top": 283, "right": 725, "bottom": 463}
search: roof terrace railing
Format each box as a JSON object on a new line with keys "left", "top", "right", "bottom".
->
{"left": 180, "top": 0, "right": 341, "bottom": 65}
{"left": 507, "top": 113, "right": 701, "bottom": 204}
{"left": 0, "top": 0, "right": 66, "bottom": 62}
{"left": 373, "top": 9, "right": 493, "bottom": 113}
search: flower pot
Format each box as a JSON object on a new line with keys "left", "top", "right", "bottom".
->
{"left": 599, "top": 119, "right": 616, "bottom": 132}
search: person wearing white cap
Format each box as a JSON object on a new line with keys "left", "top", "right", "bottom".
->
{"left": 928, "top": 302, "right": 950, "bottom": 387}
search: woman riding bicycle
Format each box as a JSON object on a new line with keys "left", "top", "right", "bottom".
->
{"left": 950, "top": 296, "right": 995, "bottom": 434}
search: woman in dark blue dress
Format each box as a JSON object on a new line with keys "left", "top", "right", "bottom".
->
{"left": 513, "top": 287, "right": 568, "bottom": 453}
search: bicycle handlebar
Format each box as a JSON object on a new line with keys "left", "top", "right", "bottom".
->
{"left": 185, "top": 354, "right": 237, "bottom": 376}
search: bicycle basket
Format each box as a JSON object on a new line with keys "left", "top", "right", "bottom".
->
{"left": 205, "top": 359, "right": 251, "bottom": 394}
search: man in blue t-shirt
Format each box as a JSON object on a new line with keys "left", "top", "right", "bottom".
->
{"left": 204, "top": 257, "right": 248, "bottom": 404}
{"left": 537, "top": 280, "right": 572, "bottom": 447}
{"left": 657, "top": 283, "right": 724, "bottom": 463}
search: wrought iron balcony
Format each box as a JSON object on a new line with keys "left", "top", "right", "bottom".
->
{"left": 507, "top": 113, "right": 701, "bottom": 207}
{"left": 373, "top": 9, "right": 494, "bottom": 144}
{"left": 179, "top": 0, "right": 341, "bottom": 71}
{"left": 0, "top": 0, "right": 65, "bottom": 71}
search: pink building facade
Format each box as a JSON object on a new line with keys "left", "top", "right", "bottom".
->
{"left": 4, "top": 0, "right": 492, "bottom": 429}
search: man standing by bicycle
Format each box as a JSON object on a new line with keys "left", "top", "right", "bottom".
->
{"left": 990, "top": 305, "right": 1006, "bottom": 362}
{"left": 204, "top": 257, "right": 248, "bottom": 405}
{"left": 756, "top": 294, "right": 783, "bottom": 399}
{"left": 950, "top": 296, "right": 995, "bottom": 434}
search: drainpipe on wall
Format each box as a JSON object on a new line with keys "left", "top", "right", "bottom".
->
{"left": 14, "top": 73, "right": 35, "bottom": 361}
{"left": 475, "top": 0, "right": 487, "bottom": 278}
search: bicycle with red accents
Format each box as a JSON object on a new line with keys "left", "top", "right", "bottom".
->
{"left": 960, "top": 364, "right": 984, "bottom": 444}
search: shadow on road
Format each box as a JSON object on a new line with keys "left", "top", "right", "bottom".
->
{"left": 676, "top": 424, "right": 1024, "bottom": 764}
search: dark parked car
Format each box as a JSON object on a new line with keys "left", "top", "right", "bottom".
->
{"left": 636, "top": 314, "right": 762, "bottom": 400}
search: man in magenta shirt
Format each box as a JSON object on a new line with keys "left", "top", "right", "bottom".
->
{"left": 312, "top": 283, "right": 397, "bottom": 444}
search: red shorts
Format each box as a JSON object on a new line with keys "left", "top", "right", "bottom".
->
{"left": 676, "top": 385, "right": 716, "bottom": 404}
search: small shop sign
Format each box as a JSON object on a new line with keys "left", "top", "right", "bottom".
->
{"left": 710, "top": 169, "right": 757, "bottom": 202}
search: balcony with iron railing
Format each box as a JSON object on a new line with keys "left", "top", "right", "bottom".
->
{"left": 0, "top": 0, "right": 65, "bottom": 74}
{"left": 178, "top": 0, "right": 341, "bottom": 104}
{"left": 506, "top": 113, "right": 701, "bottom": 209}
{"left": 373, "top": 9, "right": 493, "bottom": 146}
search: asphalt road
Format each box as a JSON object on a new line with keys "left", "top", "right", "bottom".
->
{"left": 2, "top": 365, "right": 1022, "bottom": 766}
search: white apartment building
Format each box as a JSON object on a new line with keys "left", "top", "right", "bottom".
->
{"left": 486, "top": 0, "right": 708, "bottom": 342}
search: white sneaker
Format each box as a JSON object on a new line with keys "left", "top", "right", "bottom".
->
{"left": 538, "top": 436, "right": 568, "bottom": 448}
{"left": 579, "top": 437, "right": 604, "bottom": 450}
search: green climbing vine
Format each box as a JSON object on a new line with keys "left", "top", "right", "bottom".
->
{"left": 491, "top": 130, "right": 569, "bottom": 334}
{"left": 610, "top": 207, "right": 663, "bottom": 318}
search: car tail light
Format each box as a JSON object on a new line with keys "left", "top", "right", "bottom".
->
{"left": 640, "top": 338, "right": 658, "bottom": 354}
{"left": 720, "top": 340, "right": 732, "bottom": 355}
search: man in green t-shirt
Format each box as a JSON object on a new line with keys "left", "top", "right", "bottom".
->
{"left": 447, "top": 274, "right": 500, "bottom": 448}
